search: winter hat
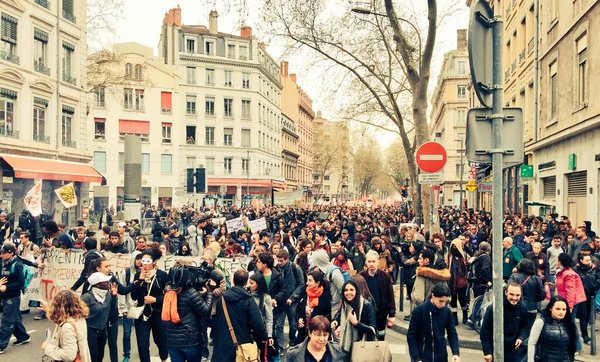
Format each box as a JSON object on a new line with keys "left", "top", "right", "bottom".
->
{"left": 312, "top": 249, "right": 331, "bottom": 273}
{"left": 88, "top": 272, "right": 112, "bottom": 286}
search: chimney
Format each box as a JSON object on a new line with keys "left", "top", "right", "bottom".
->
{"left": 457, "top": 29, "right": 467, "bottom": 50}
{"left": 209, "top": 10, "right": 218, "bottom": 34}
{"left": 281, "top": 61, "right": 289, "bottom": 76}
{"left": 241, "top": 25, "right": 253, "bottom": 38}
{"left": 163, "top": 7, "right": 182, "bottom": 27}
{"left": 258, "top": 42, "right": 266, "bottom": 50}
{"left": 290, "top": 74, "right": 297, "bottom": 83}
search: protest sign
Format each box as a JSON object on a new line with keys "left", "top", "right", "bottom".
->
{"left": 247, "top": 217, "right": 267, "bottom": 232}
{"left": 225, "top": 217, "right": 244, "bottom": 232}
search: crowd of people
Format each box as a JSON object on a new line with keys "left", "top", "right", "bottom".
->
{"left": 0, "top": 203, "right": 598, "bottom": 362}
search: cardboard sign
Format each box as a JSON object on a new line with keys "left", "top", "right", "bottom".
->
{"left": 225, "top": 217, "right": 244, "bottom": 232}
{"left": 248, "top": 217, "right": 267, "bottom": 232}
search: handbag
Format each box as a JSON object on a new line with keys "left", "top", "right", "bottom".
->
{"left": 222, "top": 298, "right": 260, "bottom": 362}
{"left": 350, "top": 327, "right": 392, "bottom": 362}
{"left": 128, "top": 273, "right": 156, "bottom": 320}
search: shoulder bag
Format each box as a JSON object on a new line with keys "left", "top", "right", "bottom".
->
{"left": 221, "top": 298, "right": 260, "bottom": 362}
{"left": 350, "top": 327, "right": 392, "bottom": 362}
{"left": 128, "top": 273, "right": 156, "bottom": 320}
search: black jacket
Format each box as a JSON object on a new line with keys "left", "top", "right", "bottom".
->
{"left": 472, "top": 253, "right": 492, "bottom": 286}
{"left": 334, "top": 297, "right": 377, "bottom": 342}
{"left": 276, "top": 260, "right": 305, "bottom": 303}
{"left": 359, "top": 269, "right": 396, "bottom": 319}
{"left": 295, "top": 286, "right": 332, "bottom": 342}
{"left": 480, "top": 297, "right": 530, "bottom": 360}
{"left": 285, "top": 338, "right": 346, "bottom": 362}
{"left": 0, "top": 257, "right": 24, "bottom": 298}
{"left": 407, "top": 300, "right": 460, "bottom": 362}
{"left": 131, "top": 269, "right": 168, "bottom": 317}
{"left": 510, "top": 272, "right": 545, "bottom": 311}
{"left": 164, "top": 287, "right": 213, "bottom": 348}
{"left": 258, "top": 268, "right": 287, "bottom": 312}
{"left": 71, "top": 249, "right": 103, "bottom": 292}
{"left": 211, "top": 286, "right": 268, "bottom": 362}
{"left": 574, "top": 264, "right": 600, "bottom": 297}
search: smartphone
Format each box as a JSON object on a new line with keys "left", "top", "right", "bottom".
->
{"left": 28, "top": 300, "right": 42, "bottom": 308}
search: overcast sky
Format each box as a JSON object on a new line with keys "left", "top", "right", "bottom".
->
{"left": 114, "top": 0, "right": 469, "bottom": 145}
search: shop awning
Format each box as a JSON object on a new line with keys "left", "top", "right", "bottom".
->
{"left": 0, "top": 154, "right": 104, "bottom": 183}
{"left": 119, "top": 119, "right": 149, "bottom": 135}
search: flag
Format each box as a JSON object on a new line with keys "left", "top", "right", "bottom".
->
{"left": 24, "top": 180, "right": 43, "bottom": 216}
{"left": 55, "top": 183, "right": 78, "bottom": 208}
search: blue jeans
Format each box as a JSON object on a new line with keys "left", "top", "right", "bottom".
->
{"left": 572, "top": 303, "right": 582, "bottom": 352}
{"left": 168, "top": 345, "right": 202, "bottom": 362}
{"left": 274, "top": 302, "right": 298, "bottom": 348}
{"left": 0, "top": 296, "right": 30, "bottom": 349}
{"left": 122, "top": 317, "right": 133, "bottom": 358}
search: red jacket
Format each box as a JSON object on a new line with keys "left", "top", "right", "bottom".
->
{"left": 556, "top": 267, "right": 586, "bottom": 309}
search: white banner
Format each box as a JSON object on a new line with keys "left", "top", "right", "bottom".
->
{"left": 24, "top": 180, "right": 43, "bottom": 217}
{"left": 247, "top": 217, "right": 267, "bottom": 232}
{"left": 225, "top": 217, "right": 244, "bottom": 232}
{"left": 54, "top": 183, "right": 78, "bottom": 208}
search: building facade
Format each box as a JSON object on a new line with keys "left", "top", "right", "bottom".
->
{"left": 430, "top": 29, "right": 470, "bottom": 208}
{"left": 158, "top": 7, "right": 285, "bottom": 207}
{"left": 0, "top": 0, "right": 101, "bottom": 226}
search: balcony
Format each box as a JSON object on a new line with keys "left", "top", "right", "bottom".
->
{"left": 511, "top": 60, "right": 516, "bottom": 74}
{"left": 62, "top": 139, "right": 77, "bottom": 148}
{"left": 94, "top": 133, "right": 105, "bottom": 140}
{"left": 505, "top": 68, "right": 511, "bottom": 80}
{"left": 34, "top": 60, "right": 50, "bottom": 75}
{"left": 519, "top": 50, "right": 525, "bottom": 64}
{"left": 62, "top": 74, "right": 77, "bottom": 85}
{"left": 33, "top": 134, "right": 50, "bottom": 143}
{"left": 527, "top": 38, "right": 534, "bottom": 54}
{"left": 161, "top": 108, "right": 172, "bottom": 114}
{"left": 35, "top": 0, "right": 49, "bottom": 8}
{"left": 0, "top": 50, "right": 19, "bottom": 64}
{"left": 0, "top": 128, "right": 18, "bottom": 138}
{"left": 63, "top": 10, "right": 77, "bottom": 23}
{"left": 162, "top": 138, "right": 172, "bottom": 144}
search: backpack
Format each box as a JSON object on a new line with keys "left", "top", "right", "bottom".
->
{"left": 10, "top": 261, "right": 35, "bottom": 291}
{"left": 328, "top": 265, "right": 350, "bottom": 282}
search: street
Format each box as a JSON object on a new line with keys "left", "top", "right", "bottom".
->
{"left": 3, "top": 309, "right": 487, "bottom": 361}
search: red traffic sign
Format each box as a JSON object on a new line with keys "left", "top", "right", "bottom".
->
{"left": 416, "top": 141, "right": 447, "bottom": 173}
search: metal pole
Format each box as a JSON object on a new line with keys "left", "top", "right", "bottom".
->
{"left": 591, "top": 296, "right": 597, "bottom": 355}
{"left": 491, "top": 10, "right": 505, "bottom": 362}
{"left": 416, "top": 170, "right": 422, "bottom": 226}
{"left": 398, "top": 266, "right": 404, "bottom": 312}
{"left": 247, "top": 150, "right": 250, "bottom": 207}
{"left": 429, "top": 185, "right": 434, "bottom": 236}
{"left": 459, "top": 142, "right": 464, "bottom": 209}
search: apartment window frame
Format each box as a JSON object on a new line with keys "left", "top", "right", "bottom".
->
{"left": 576, "top": 33, "right": 588, "bottom": 107}
{"left": 1, "top": 13, "right": 18, "bottom": 64}
{"left": 241, "top": 99, "right": 251, "bottom": 119}
{"left": 94, "top": 87, "right": 105, "bottom": 108}
{"left": 134, "top": 64, "right": 143, "bottom": 80}
{"left": 32, "top": 98, "right": 48, "bottom": 142}
{"left": 142, "top": 153, "right": 150, "bottom": 174}
{"left": 61, "top": 106, "right": 75, "bottom": 147}
{"left": 224, "top": 70, "right": 233, "bottom": 87}
{"left": 205, "top": 96, "right": 215, "bottom": 116}
{"left": 94, "top": 119, "right": 105, "bottom": 140}
{"left": 205, "top": 126, "right": 215, "bottom": 145}
{"left": 242, "top": 158, "right": 249, "bottom": 175}
{"left": 224, "top": 97, "right": 233, "bottom": 118}
{"left": 186, "top": 94, "right": 197, "bottom": 115}
{"left": 456, "top": 108, "right": 466, "bottom": 126}
{"left": 0, "top": 95, "right": 16, "bottom": 137}
{"left": 241, "top": 129, "right": 251, "bottom": 147}
{"left": 123, "top": 88, "right": 133, "bottom": 110}
{"left": 33, "top": 28, "right": 49, "bottom": 74}
{"left": 239, "top": 45, "right": 248, "bottom": 60}
{"left": 62, "top": 42, "right": 75, "bottom": 84}
{"left": 227, "top": 44, "right": 236, "bottom": 59}
{"left": 160, "top": 154, "right": 173, "bottom": 174}
{"left": 206, "top": 68, "right": 215, "bottom": 86}
{"left": 549, "top": 60, "right": 558, "bottom": 122}
{"left": 457, "top": 84, "right": 467, "bottom": 99}
{"left": 134, "top": 89, "right": 144, "bottom": 111}
{"left": 186, "top": 66, "right": 196, "bottom": 84}
{"left": 224, "top": 157, "right": 232, "bottom": 174}
{"left": 223, "top": 127, "right": 233, "bottom": 146}
{"left": 205, "top": 157, "right": 215, "bottom": 175}
{"left": 62, "top": 0, "right": 76, "bottom": 23}
{"left": 185, "top": 37, "right": 196, "bottom": 53}
{"left": 161, "top": 123, "right": 172, "bottom": 143}
{"left": 205, "top": 39, "right": 215, "bottom": 56}
{"left": 457, "top": 60, "right": 466, "bottom": 75}
{"left": 242, "top": 73, "right": 250, "bottom": 89}
{"left": 94, "top": 151, "right": 106, "bottom": 172}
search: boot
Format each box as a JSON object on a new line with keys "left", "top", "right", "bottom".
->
{"left": 452, "top": 312, "right": 458, "bottom": 326}
{"left": 462, "top": 309, "right": 469, "bottom": 324}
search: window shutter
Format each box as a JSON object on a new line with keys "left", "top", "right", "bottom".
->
{"left": 34, "top": 28, "right": 48, "bottom": 42}
{"left": 160, "top": 92, "right": 172, "bottom": 110}
{"left": 567, "top": 172, "right": 587, "bottom": 197}
{"left": 62, "top": 41, "right": 75, "bottom": 51}
{"left": 1, "top": 13, "right": 18, "bottom": 43}
{"left": 62, "top": 105, "right": 75, "bottom": 114}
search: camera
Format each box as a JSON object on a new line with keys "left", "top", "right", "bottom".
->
{"left": 167, "top": 260, "right": 223, "bottom": 289}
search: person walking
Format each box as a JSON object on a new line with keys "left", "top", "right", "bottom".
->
{"left": 295, "top": 269, "right": 331, "bottom": 343}
{"left": 248, "top": 272, "right": 274, "bottom": 362}
{"left": 285, "top": 316, "right": 346, "bottom": 362}
{"left": 81, "top": 272, "right": 115, "bottom": 362}
{"left": 359, "top": 250, "right": 395, "bottom": 340}
{"left": 41, "top": 290, "right": 92, "bottom": 362}
{"left": 407, "top": 283, "right": 460, "bottom": 362}
{"left": 509, "top": 258, "right": 545, "bottom": 329}
{"left": 446, "top": 238, "right": 470, "bottom": 325}
{"left": 275, "top": 249, "right": 305, "bottom": 347}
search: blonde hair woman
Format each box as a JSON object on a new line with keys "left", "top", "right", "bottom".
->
{"left": 42, "top": 290, "right": 91, "bottom": 361}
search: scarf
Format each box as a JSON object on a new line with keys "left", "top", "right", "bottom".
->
{"left": 143, "top": 268, "right": 157, "bottom": 283}
{"left": 161, "top": 290, "right": 181, "bottom": 323}
{"left": 92, "top": 287, "right": 109, "bottom": 303}
{"left": 339, "top": 297, "right": 364, "bottom": 353}
{"left": 306, "top": 285, "right": 323, "bottom": 308}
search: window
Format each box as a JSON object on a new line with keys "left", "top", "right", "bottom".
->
{"left": 576, "top": 34, "right": 587, "bottom": 106}
{"left": 186, "top": 38, "right": 196, "bottom": 53}
{"left": 124, "top": 88, "right": 133, "bottom": 109}
{"left": 94, "top": 87, "right": 105, "bottom": 107}
{"left": 94, "top": 151, "right": 106, "bottom": 172}
{"left": 118, "top": 152, "right": 124, "bottom": 173}
{"left": 224, "top": 158, "right": 232, "bottom": 174}
{"left": 62, "top": 42, "right": 76, "bottom": 84}
{"left": 1, "top": 13, "right": 18, "bottom": 64}
{"left": 94, "top": 118, "right": 105, "bottom": 139}
{"left": 135, "top": 89, "right": 144, "bottom": 111}
{"left": 549, "top": 60, "right": 557, "bottom": 120}
{"left": 161, "top": 91, "right": 172, "bottom": 113}
{"left": 186, "top": 95, "right": 197, "bottom": 115}
{"left": 205, "top": 126, "right": 215, "bottom": 145}
{"left": 455, "top": 163, "right": 462, "bottom": 178}
{"left": 33, "top": 28, "right": 49, "bottom": 74}
{"left": 205, "top": 96, "right": 215, "bottom": 116}
{"left": 227, "top": 44, "right": 236, "bottom": 59}
{"left": 206, "top": 157, "right": 215, "bottom": 174}
{"left": 125, "top": 63, "right": 132, "bottom": 78}
{"left": 61, "top": 106, "right": 75, "bottom": 147}
{"left": 162, "top": 123, "right": 172, "bottom": 143}
{"left": 224, "top": 98, "right": 233, "bottom": 117}
{"left": 456, "top": 108, "right": 466, "bottom": 126}
{"left": 186, "top": 66, "right": 196, "bottom": 84}
{"left": 324, "top": 175, "right": 330, "bottom": 181}
{"left": 241, "top": 129, "right": 251, "bottom": 147}
{"left": 186, "top": 126, "right": 196, "bottom": 144}
{"left": 241, "top": 99, "right": 251, "bottom": 119}
{"left": 206, "top": 68, "right": 215, "bottom": 86}
{"left": 0, "top": 92, "right": 16, "bottom": 137}
{"left": 186, "top": 156, "right": 196, "bottom": 168}
{"left": 205, "top": 40, "right": 215, "bottom": 55}
{"left": 242, "top": 73, "right": 250, "bottom": 89}
{"left": 224, "top": 127, "right": 233, "bottom": 146}
{"left": 35, "top": 0, "right": 49, "bottom": 9}
{"left": 33, "top": 97, "right": 48, "bottom": 142}
{"left": 457, "top": 61, "right": 466, "bottom": 75}
{"left": 457, "top": 85, "right": 467, "bottom": 99}
{"left": 161, "top": 154, "right": 172, "bottom": 174}
{"left": 239, "top": 45, "right": 248, "bottom": 60}
{"left": 142, "top": 153, "right": 150, "bottom": 173}
{"left": 62, "top": 0, "right": 76, "bottom": 23}
{"left": 242, "top": 158, "right": 249, "bottom": 175}
{"left": 134, "top": 64, "right": 143, "bottom": 80}
{"left": 224, "top": 70, "right": 233, "bottom": 87}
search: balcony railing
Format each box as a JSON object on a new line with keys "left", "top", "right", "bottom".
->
{"left": 34, "top": 60, "right": 50, "bottom": 75}
{"left": 505, "top": 68, "right": 511, "bottom": 80}
{"left": 527, "top": 38, "right": 534, "bottom": 54}
{"left": 0, "top": 50, "right": 19, "bottom": 64}
{"left": 161, "top": 108, "right": 172, "bottom": 114}
{"left": 35, "top": 0, "right": 49, "bottom": 9}
{"left": 62, "top": 74, "right": 77, "bottom": 85}
{"left": 62, "top": 139, "right": 77, "bottom": 148}
{"left": 511, "top": 60, "right": 516, "bottom": 73}
{"left": 0, "top": 128, "right": 18, "bottom": 138}
{"left": 33, "top": 134, "right": 50, "bottom": 143}
{"left": 94, "top": 133, "right": 105, "bottom": 140}
{"left": 519, "top": 50, "right": 525, "bottom": 64}
{"left": 63, "top": 10, "right": 77, "bottom": 23}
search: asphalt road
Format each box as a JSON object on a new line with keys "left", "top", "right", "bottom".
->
{"left": 2, "top": 310, "right": 487, "bottom": 361}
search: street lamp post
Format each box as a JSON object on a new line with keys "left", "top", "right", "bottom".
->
{"left": 456, "top": 137, "right": 466, "bottom": 209}
{"left": 246, "top": 149, "right": 250, "bottom": 206}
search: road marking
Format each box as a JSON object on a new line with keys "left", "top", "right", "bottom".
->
{"left": 419, "top": 154, "right": 444, "bottom": 161}
{"left": 10, "top": 329, "right": 36, "bottom": 342}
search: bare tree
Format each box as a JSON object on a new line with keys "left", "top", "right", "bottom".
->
{"left": 353, "top": 135, "right": 384, "bottom": 197}
{"left": 385, "top": 137, "right": 411, "bottom": 194}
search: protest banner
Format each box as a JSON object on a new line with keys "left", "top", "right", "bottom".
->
{"left": 225, "top": 217, "right": 244, "bottom": 232}
{"left": 247, "top": 217, "right": 267, "bottom": 232}
{"left": 32, "top": 249, "right": 251, "bottom": 301}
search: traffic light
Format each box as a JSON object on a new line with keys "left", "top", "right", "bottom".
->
{"left": 194, "top": 168, "right": 206, "bottom": 193}
{"left": 186, "top": 168, "right": 194, "bottom": 193}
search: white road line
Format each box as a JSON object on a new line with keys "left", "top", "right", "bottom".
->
{"left": 9, "top": 329, "right": 36, "bottom": 342}
{"left": 419, "top": 154, "right": 444, "bottom": 161}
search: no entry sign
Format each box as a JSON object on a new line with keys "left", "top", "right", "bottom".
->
{"left": 416, "top": 141, "right": 447, "bottom": 173}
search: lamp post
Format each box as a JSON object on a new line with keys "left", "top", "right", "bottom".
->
{"left": 246, "top": 149, "right": 250, "bottom": 206}
{"left": 455, "top": 137, "right": 466, "bottom": 209}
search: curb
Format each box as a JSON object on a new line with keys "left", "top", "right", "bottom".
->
{"left": 393, "top": 319, "right": 483, "bottom": 350}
